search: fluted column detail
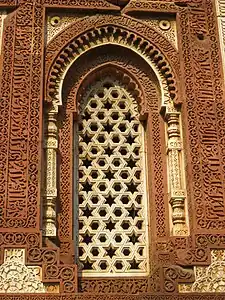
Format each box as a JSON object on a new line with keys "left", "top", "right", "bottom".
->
{"left": 165, "top": 105, "right": 188, "bottom": 236}
{"left": 43, "top": 111, "right": 58, "bottom": 237}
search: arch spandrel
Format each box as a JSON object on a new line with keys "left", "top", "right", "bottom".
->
{"left": 45, "top": 14, "right": 182, "bottom": 111}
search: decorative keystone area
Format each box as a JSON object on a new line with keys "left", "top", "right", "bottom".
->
{"left": 77, "top": 78, "right": 149, "bottom": 276}
{"left": 179, "top": 250, "right": 225, "bottom": 292}
{"left": 0, "top": 249, "right": 45, "bottom": 293}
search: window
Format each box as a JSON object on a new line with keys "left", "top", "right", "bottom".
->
{"left": 75, "top": 77, "right": 149, "bottom": 276}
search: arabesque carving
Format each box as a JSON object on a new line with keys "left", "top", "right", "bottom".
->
{"left": 179, "top": 249, "right": 225, "bottom": 292}
{"left": 45, "top": 17, "right": 188, "bottom": 243}
{"left": 46, "top": 13, "right": 177, "bottom": 48}
{"left": 47, "top": 13, "right": 86, "bottom": 44}
{"left": 0, "top": 0, "right": 225, "bottom": 297}
{"left": 0, "top": 249, "right": 45, "bottom": 293}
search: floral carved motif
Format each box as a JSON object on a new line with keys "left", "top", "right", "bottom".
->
{"left": 179, "top": 250, "right": 225, "bottom": 292}
{"left": 43, "top": 0, "right": 119, "bottom": 9}
{"left": 0, "top": 249, "right": 45, "bottom": 293}
{"left": 0, "top": 1, "right": 16, "bottom": 6}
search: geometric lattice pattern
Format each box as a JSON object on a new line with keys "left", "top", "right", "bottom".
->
{"left": 77, "top": 78, "right": 149, "bottom": 276}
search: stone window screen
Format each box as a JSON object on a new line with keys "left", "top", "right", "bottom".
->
{"left": 75, "top": 77, "right": 150, "bottom": 276}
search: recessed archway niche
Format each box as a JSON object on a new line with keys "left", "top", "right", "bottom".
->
{"left": 43, "top": 22, "right": 189, "bottom": 273}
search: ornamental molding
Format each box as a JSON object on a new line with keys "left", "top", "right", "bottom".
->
{"left": 46, "top": 13, "right": 177, "bottom": 49}
{"left": 45, "top": 15, "right": 180, "bottom": 112}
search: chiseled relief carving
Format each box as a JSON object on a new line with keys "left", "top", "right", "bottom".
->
{"left": 216, "top": 0, "right": 225, "bottom": 77}
{"left": 44, "top": 20, "right": 189, "bottom": 242}
{"left": 0, "top": 11, "right": 7, "bottom": 55}
{"left": 0, "top": 249, "right": 45, "bottom": 293}
{"left": 164, "top": 104, "right": 188, "bottom": 236}
{"left": 77, "top": 78, "right": 149, "bottom": 276}
{"left": 46, "top": 13, "right": 177, "bottom": 48}
{"left": 47, "top": 13, "right": 87, "bottom": 44}
{"left": 137, "top": 17, "right": 177, "bottom": 49}
{"left": 179, "top": 250, "right": 225, "bottom": 293}
{"left": 43, "top": 111, "right": 58, "bottom": 237}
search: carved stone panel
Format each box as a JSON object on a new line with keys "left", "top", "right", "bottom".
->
{"left": 0, "top": 249, "right": 45, "bottom": 293}
{"left": 179, "top": 250, "right": 225, "bottom": 293}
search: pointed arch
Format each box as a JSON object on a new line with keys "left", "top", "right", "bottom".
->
{"left": 45, "top": 15, "right": 182, "bottom": 112}
{"left": 42, "top": 16, "right": 189, "bottom": 257}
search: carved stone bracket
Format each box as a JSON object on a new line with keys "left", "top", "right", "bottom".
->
{"left": 165, "top": 104, "right": 188, "bottom": 236}
{"left": 43, "top": 111, "right": 58, "bottom": 237}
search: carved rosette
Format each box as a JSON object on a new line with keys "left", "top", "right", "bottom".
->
{"left": 43, "top": 111, "right": 58, "bottom": 237}
{"left": 165, "top": 104, "right": 188, "bottom": 236}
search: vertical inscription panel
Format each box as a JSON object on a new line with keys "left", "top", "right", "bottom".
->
{"left": 0, "top": 1, "right": 44, "bottom": 230}
{"left": 179, "top": 0, "right": 225, "bottom": 232}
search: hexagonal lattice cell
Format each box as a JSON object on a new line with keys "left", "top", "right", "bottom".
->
{"left": 77, "top": 78, "right": 148, "bottom": 275}
{"left": 90, "top": 195, "right": 101, "bottom": 205}
{"left": 88, "top": 122, "right": 99, "bottom": 133}
{"left": 90, "top": 221, "right": 100, "bottom": 231}
{"left": 90, "top": 170, "right": 101, "bottom": 180}
{"left": 89, "top": 145, "right": 102, "bottom": 157}
{"left": 112, "top": 181, "right": 125, "bottom": 193}
{"left": 96, "top": 157, "right": 107, "bottom": 169}
{"left": 99, "top": 260, "right": 109, "bottom": 271}
{"left": 91, "top": 248, "right": 100, "bottom": 257}
{"left": 113, "top": 207, "right": 123, "bottom": 218}
{"left": 109, "top": 88, "right": 121, "bottom": 99}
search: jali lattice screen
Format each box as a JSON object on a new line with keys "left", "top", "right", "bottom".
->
{"left": 76, "top": 78, "right": 149, "bottom": 276}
